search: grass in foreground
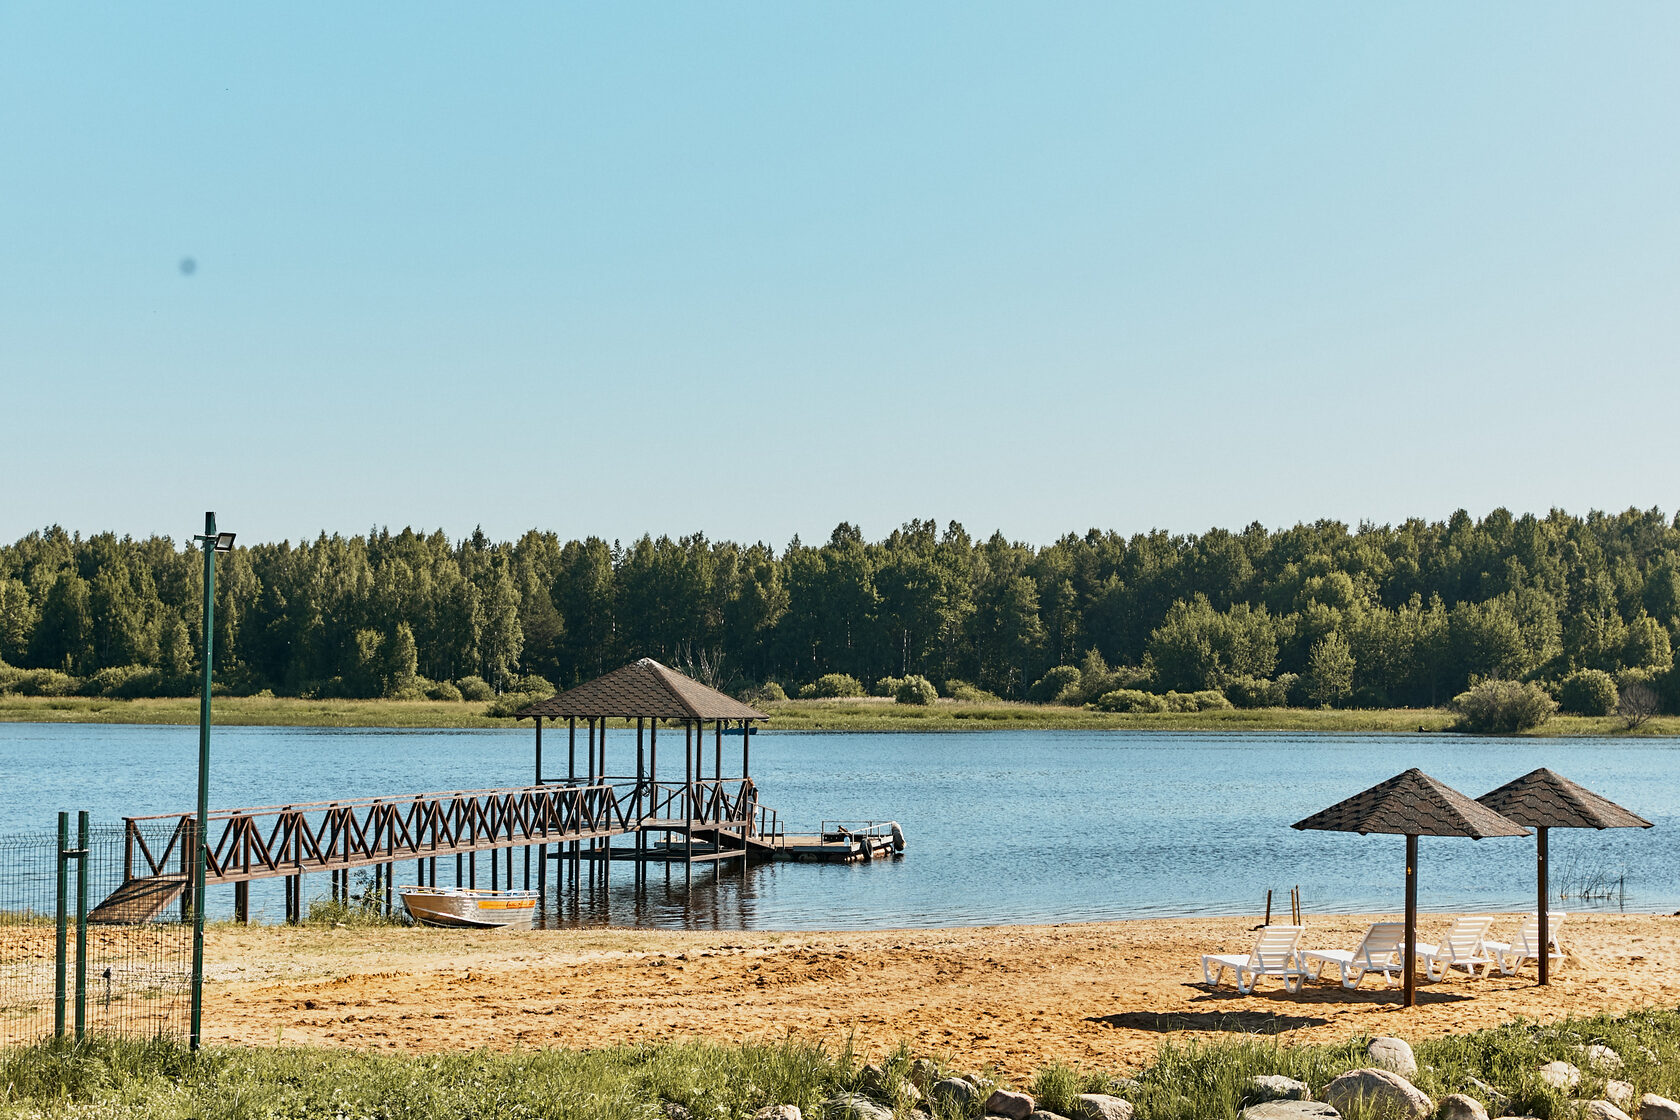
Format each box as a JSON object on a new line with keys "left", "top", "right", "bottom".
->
{"left": 2, "top": 694, "right": 1676, "bottom": 736}
{"left": 4, "top": 1008, "right": 1680, "bottom": 1120}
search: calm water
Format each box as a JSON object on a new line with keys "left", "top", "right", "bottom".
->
{"left": 1, "top": 722, "right": 1674, "bottom": 929}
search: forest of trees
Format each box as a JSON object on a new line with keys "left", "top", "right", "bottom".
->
{"left": 4, "top": 508, "right": 1680, "bottom": 713}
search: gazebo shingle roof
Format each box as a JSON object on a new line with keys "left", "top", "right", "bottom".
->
{"left": 1477, "top": 767, "right": 1652, "bottom": 831}
{"left": 1293, "top": 767, "right": 1530, "bottom": 838}
{"left": 515, "top": 658, "right": 768, "bottom": 722}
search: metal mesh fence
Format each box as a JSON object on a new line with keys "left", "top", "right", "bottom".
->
{"left": 0, "top": 822, "right": 191, "bottom": 1046}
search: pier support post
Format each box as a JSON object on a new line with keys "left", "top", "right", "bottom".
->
{"left": 234, "top": 880, "right": 249, "bottom": 924}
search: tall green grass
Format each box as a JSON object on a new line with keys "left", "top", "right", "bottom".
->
{"left": 3, "top": 1009, "right": 1679, "bottom": 1120}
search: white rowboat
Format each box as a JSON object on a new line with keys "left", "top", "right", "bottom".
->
{"left": 398, "top": 886, "right": 537, "bottom": 929}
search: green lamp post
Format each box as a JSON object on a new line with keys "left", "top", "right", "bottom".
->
{"left": 189, "top": 512, "right": 235, "bottom": 1051}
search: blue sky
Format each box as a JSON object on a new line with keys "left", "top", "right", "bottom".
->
{"left": 4, "top": 5, "right": 1678, "bottom": 549}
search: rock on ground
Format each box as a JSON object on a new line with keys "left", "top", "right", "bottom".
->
{"left": 986, "top": 1091, "right": 1036, "bottom": 1120}
{"left": 1241, "top": 1102, "right": 1341, "bottom": 1120}
{"left": 754, "top": 1108, "right": 802, "bottom": 1120}
{"left": 1465, "top": 1078, "right": 1510, "bottom": 1115}
{"left": 1607, "top": 1083, "right": 1636, "bottom": 1109}
{"left": 1640, "top": 1095, "right": 1680, "bottom": 1120}
{"left": 1537, "top": 1062, "right": 1581, "bottom": 1092}
{"left": 1583, "top": 1102, "right": 1633, "bottom": 1120}
{"left": 663, "top": 1104, "right": 694, "bottom": 1120}
{"left": 1582, "top": 1045, "right": 1624, "bottom": 1073}
{"left": 931, "top": 1080, "right": 983, "bottom": 1111}
{"left": 825, "top": 1095, "right": 894, "bottom": 1120}
{"left": 909, "top": 1060, "right": 940, "bottom": 1091}
{"left": 1369, "top": 1037, "right": 1419, "bottom": 1079}
{"left": 1073, "top": 1093, "right": 1134, "bottom": 1120}
{"left": 1323, "top": 1069, "right": 1433, "bottom": 1120}
{"left": 1247, "top": 1076, "right": 1312, "bottom": 1103}
{"left": 1026, "top": 1112, "right": 1068, "bottom": 1120}
{"left": 1436, "top": 1093, "right": 1489, "bottom": 1120}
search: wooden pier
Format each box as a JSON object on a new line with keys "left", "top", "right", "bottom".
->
{"left": 92, "top": 659, "right": 902, "bottom": 925}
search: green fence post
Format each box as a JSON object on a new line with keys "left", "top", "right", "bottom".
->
{"left": 75, "top": 811, "right": 89, "bottom": 1039}
{"left": 54, "top": 811, "right": 67, "bottom": 1039}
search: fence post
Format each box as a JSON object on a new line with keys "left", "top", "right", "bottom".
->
{"left": 75, "top": 811, "right": 89, "bottom": 1039}
{"left": 54, "top": 811, "right": 68, "bottom": 1039}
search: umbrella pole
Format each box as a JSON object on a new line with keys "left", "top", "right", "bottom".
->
{"left": 1538, "top": 826, "right": 1550, "bottom": 986}
{"left": 1404, "top": 833, "right": 1418, "bottom": 1008}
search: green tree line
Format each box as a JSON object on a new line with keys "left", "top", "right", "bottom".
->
{"left": 3, "top": 508, "right": 1680, "bottom": 711}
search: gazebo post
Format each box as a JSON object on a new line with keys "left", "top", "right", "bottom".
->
{"left": 1537, "top": 826, "right": 1550, "bottom": 986}
{"left": 742, "top": 719, "right": 750, "bottom": 780}
{"left": 685, "top": 719, "right": 694, "bottom": 888}
{"left": 534, "top": 716, "right": 543, "bottom": 784}
{"left": 715, "top": 719, "right": 722, "bottom": 782}
{"left": 636, "top": 717, "right": 646, "bottom": 882}
{"left": 1404, "top": 833, "right": 1418, "bottom": 1008}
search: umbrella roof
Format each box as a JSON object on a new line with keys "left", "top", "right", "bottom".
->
{"left": 515, "top": 658, "right": 768, "bottom": 722}
{"left": 1477, "top": 767, "right": 1652, "bottom": 831}
{"left": 1293, "top": 767, "right": 1531, "bottom": 838}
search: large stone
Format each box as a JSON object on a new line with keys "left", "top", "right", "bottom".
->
{"left": 1026, "top": 1112, "right": 1067, "bottom": 1120}
{"left": 931, "top": 1079, "right": 983, "bottom": 1112}
{"left": 1583, "top": 1103, "right": 1632, "bottom": 1120}
{"left": 1537, "top": 1062, "right": 1580, "bottom": 1092}
{"left": 1073, "top": 1094, "right": 1134, "bottom": 1120}
{"left": 1247, "top": 1076, "right": 1313, "bottom": 1103}
{"left": 1606, "top": 1083, "right": 1636, "bottom": 1109}
{"left": 1582, "top": 1045, "right": 1624, "bottom": 1073}
{"left": 826, "top": 1095, "right": 894, "bottom": 1120}
{"left": 1369, "top": 1037, "right": 1420, "bottom": 1079}
{"left": 910, "top": 1060, "right": 941, "bottom": 1092}
{"left": 754, "top": 1108, "right": 802, "bottom": 1120}
{"left": 986, "top": 1092, "right": 1036, "bottom": 1120}
{"left": 1640, "top": 1095, "right": 1680, "bottom": 1120}
{"left": 1241, "top": 1102, "right": 1341, "bottom": 1120}
{"left": 1436, "top": 1094, "right": 1488, "bottom": 1120}
{"left": 1323, "top": 1069, "right": 1432, "bottom": 1120}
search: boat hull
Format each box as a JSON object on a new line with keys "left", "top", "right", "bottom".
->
{"left": 398, "top": 887, "right": 537, "bottom": 929}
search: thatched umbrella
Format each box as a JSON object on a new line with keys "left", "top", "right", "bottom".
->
{"left": 1477, "top": 768, "right": 1652, "bottom": 984}
{"left": 1293, "top": 768, "right": 1530, "bottom": 1007}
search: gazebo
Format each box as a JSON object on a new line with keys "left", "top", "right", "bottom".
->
{"left": 516, "top": 658, "right": 770, "bottom": 887}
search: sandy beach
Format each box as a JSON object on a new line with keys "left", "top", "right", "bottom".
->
{"left": 198, "top": 910, "right": 1680, "bottom": 1073}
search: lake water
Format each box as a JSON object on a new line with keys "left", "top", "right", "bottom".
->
{"left": 1, "top": 722, "right": 1674, "bottom": 930}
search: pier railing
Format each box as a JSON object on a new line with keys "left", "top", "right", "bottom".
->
{"left": 120, "top": 778, "right": 766, "bottom": 887}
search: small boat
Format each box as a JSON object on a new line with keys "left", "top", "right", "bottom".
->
{"left": 398, "top": 885, "right": 537, "bottom": 929}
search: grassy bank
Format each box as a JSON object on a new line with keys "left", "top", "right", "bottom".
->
{"left": 3, "top": 1008, "right": 1678, "bottom": 1120}
{"left": 3, "top": 692, "right": 1678, "bottom": 736}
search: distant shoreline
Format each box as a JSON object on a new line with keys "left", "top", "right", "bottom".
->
{"left": 1, "top": 693, "right": 1674, "bottom": 735}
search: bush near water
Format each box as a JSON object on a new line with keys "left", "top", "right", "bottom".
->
{"left": 9, "top": 510, "right": 1680, "bottom": 719}
{"left": 6, "top": 1008, "right": 1680, "bottom": 1120}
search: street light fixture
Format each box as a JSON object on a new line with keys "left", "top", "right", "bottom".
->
{"left": 187, "top": 512, "right": 232, "bottom": 1051}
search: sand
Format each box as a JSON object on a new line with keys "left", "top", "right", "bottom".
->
{"left": 200, "top": 911, "right": 1680, "bottom": 1074}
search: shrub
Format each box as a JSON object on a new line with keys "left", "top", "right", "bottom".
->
{"left": 1619, "top": 680, "right": 1660, "bottom": 729}
{"left": 1189, "top": 689, "right": 1232, "bottom": 711}
{"left": 798, "top": 673, "right": 864, "bottom": 699}
{"left": 1451, "top": 679, "right": 1557, "bottom": 733}
{"left": 894, "top": 675, "right": 938, "bottom": 705}
{"left": 1093, "top": 689, "right": 1168, "bottom": 714}
{"left": 871, "top": 676, "right": 907, "bottom": 698}
{"left": 507, "top": 673, "right": 553, "bottom": 696}
{"left": 425, "top": 680, "right": 464, "bottom": 702}
{"left": 1557, "top": 669, "right": 1618, "bottom": 716}
{"left": 456, "top": 676, "right": 494, "bottom": 702}
{"left": 945, "top": 679, "right": 1000, "bottom": 703}
{"left": 741, "top": 681, "right": 788, "bottom": 705}
{"left": 4, "top": 668, "right": 81, "bottom": 697}
{"left": 86, "top": 664, "right": 169, "bottom": 699}
{"left": 1028, "top": 665, "right": 1082, "bottom": 703}
{"left": 483, "top": 690, "right": 548, "bottom": 718}
{"left": 1225, "top": 676, "right": 1289, "bottom": 708}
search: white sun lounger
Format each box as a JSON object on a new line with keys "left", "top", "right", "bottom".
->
{"left": 1483, "top": 912, "right": 1567, "bottom": 976}
{"left": 1415, "top": 916, "right": 1496, "bottom": 980}
{"left": 1202, "top": 925, "right": 1305, "bottom": 994}
{"left": 1298, "top": 921, "right": 1408, "bottom": 988}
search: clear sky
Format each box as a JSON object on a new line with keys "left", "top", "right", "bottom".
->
{"left": 4, "top": 5, "right": 1678, "bottom": 549}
